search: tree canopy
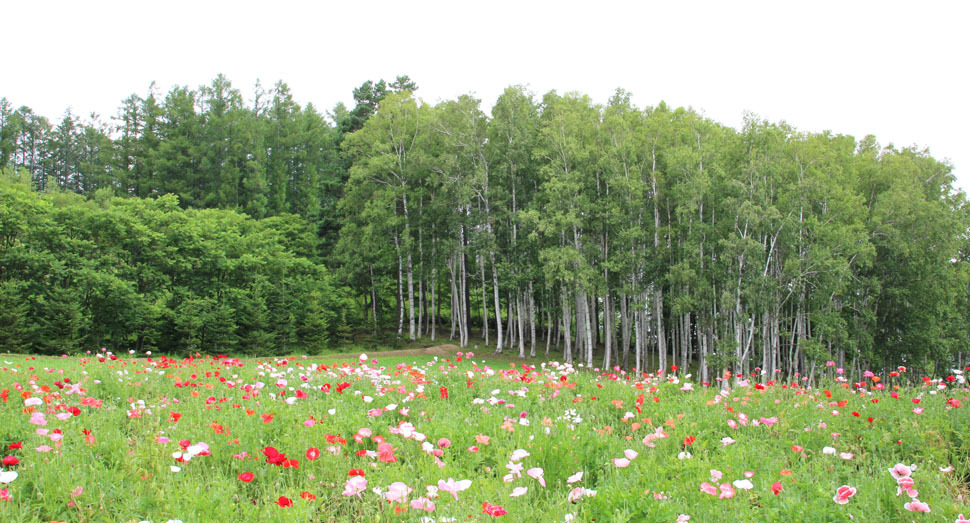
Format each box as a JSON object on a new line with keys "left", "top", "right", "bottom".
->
{"left": 1, "top": 77, "right": 967, "bottom": 382}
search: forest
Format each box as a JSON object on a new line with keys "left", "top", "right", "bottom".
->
{"left": 2, "top": 75, "right": 968, "bottom": 383}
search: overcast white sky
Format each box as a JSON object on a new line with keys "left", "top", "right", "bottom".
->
{"left": 4, "top": 0, "right": 967, "bottom": 189}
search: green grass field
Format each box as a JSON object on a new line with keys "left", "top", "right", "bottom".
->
{"left": 0, "top": 350, "right": 968, "bottom": 522}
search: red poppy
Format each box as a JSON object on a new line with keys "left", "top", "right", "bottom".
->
{"left": 348, "top": 468, "right": 365, "bottom": 477}
{"left": 306, "top": 448, "right": 320, "bottom": 461}
{"left": 238, "top": 472, "right": 254, "bottom": 482}
{"left": 482, "top": 502, "right": 507, "bottom": 516}
{"left": 2, "top": 456, "right": 19, "bottom": 466}
{"left": 791, "top": 445, "right": 803, "bottom": 454}
{"left": 771, "top": 481, "right": 783, "bottom": 495}
{"left": 263, "top": 447, "right": 287, "bottom": 466}
{"left": 276, "top": 496, "right": 293, "bottom": 507}
{"left": 7, "top": 442, "right": 22, "bottom": 450}
{"left": 300, "top": 491, "right": 316, "bottom": 500}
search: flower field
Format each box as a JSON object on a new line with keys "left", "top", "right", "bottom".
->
{"left": 1, "top": 350, "right": 968, "bottom": 522}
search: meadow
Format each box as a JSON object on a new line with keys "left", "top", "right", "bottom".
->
{"left": 0, "top": 348, "right": 968, "bottom": 522}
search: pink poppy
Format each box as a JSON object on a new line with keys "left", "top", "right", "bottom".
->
{"left": 699, "top": 482, "right": 718, "bottom": 496}
{"left": 833, "top": 485, "right": 856, "bottom": 505}
{"left": 889, "top": 463, "right": 914, "bottom": 480}
{"left": 377, "top": 442, "right": 398, "bottom": 463}
{"left": 342, "top": 476, "right": 367, "bottom": 498}
{"left": 527, "top": 467, "right": 546, "bottom": 487}
{"left": 410, "top": 497, "right": 435, "bottom": 512}
{"left": 385, "top": 481, "right": 412, "bottom": 503}
{"left": 567, "top": 487, "right": 596, "bottom": 503}
{"left": 718, "top": 483, "right": 736, "bottom": 499}
{"left": 613, "top": 458, "right": 631, "bottom": 468}
{"left": 437, "top": 478, "right": 472, "bottom": 500}
{"left": 904, "top": 500, "right": 931, "bottom": 512}
{"left": 510, "top": 449, "right": 530, "bottom": 461}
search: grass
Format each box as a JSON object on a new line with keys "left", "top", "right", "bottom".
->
{"left": 0, "top": 350, "right": 968, "bottom": 522}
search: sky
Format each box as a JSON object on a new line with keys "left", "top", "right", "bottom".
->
{"left": 4, "top": 0, "right": 968, "bottom": 189}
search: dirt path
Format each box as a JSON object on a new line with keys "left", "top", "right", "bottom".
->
{"left": 327, "top": 344, "right": 463, "bottom": 359}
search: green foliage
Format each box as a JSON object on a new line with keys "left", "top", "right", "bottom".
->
{"left": 0, "top": 175, "right": 354, "bottom": 355}
{"left": 2, "top": 77, "right": 969, "bottom": 375}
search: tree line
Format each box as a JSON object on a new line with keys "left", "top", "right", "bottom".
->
{"left": 1, "top": 76, "right": 967, "bottom": 382}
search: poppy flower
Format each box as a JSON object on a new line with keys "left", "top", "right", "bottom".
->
{"left": 904, "top": 500, "right": 930, "bottom": 512}
{"left": 385, "top": 482, "right": 413, "bottom": 503}
{"left": 342, "top": 476, "right": 367, "bottom": 497}
{"left": 276, "top": 496, "right": 293, "bottom": 507}
{"left": 888, "top": 463, "right": 914, "bottom": 480}
{"left": 437, "top": 478, "right": 472, "bottom": 500}
{"left": 527, "top": 468, "right": 546, "bottom": 487}
{"left": 300, "top": 491, "right": 316, "bottom": 500}
{"left": 306, "top": 448, "right": 320, "bottom": 461}
{"left": 1, "top": 457, "right": 19, "bottom": 467}
{"left": 377, "top": 442, "right": 398, "bottom": 463}
{"left": 771, "top": 481, "right": 783, "bottom": 495}
{"left": 238, "top": 472, "right": 254, "bottom": 482}
{"left": 482, "top": 502, "right": 507, "bottom": 516}
{"left": 833, "top": 485, "right": 856, "bottom": 505}
{"left": 410, "top": 497, "right": 436, "bottom": 512}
